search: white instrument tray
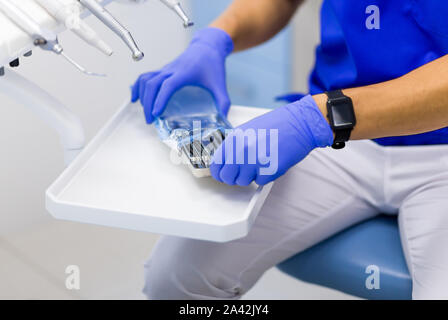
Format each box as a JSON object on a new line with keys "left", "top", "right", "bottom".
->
{"left": 46, "top": 101, "right": 273, "bottom": 242}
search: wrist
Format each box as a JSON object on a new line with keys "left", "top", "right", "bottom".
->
{"left": 192, "top": 27, "right": 234, "bottom": 57}
{"left": 312, "top": 93, "right": 335, "bottom": 140}
{"left": 289, "top": 95, "right": 334, "bottom": 148}
{"left": 312, "top": 94, "right": 328, "bottom": 123}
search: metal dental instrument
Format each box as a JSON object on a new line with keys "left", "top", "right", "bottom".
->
{"left": 0, "top": 0, "right": 105, "bottom": 77}
{"left": 59, "top": 49, "right": 106, "bottom": 77}
{"left": 78, "top": 0, "right": 144, "bottom": 61}
{"left": 159, "top": 0, "right": 194, "bottom": 28}
{"left": 35, "top": 0, "right": 114, "bottom": 56}
{"left": 178, "top": 128, "right": 226, "bottom": 172}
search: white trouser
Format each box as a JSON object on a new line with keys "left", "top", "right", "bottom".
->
{"left": 144, "top": 140, "right": 448, "bottom": 300}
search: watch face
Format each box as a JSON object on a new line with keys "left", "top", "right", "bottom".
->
{"left": 330, "top": 101, "right": 355, "bottom": 127}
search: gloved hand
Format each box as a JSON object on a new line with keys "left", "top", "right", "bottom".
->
{"left": 210, "top": 95, "right": 334, "bottom": 186}
{"left": 131, "top": 27, "right": 234, "bottom": 123}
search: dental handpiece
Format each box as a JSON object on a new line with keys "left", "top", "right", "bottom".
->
{"left": 0, "top": 0, "right": 105, "bottom": 77}
{"left": 159, "top": 0, "right": 194, "bottom": 28}
{"left": 35, "top": 0, "right": 113, "bottom": 56}
{"left": 78, "top": 0, "right": 144, "bottom": 61}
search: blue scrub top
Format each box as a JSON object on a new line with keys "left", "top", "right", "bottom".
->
{"left": 310, "top": 0, "right": 448, "bottom": 146}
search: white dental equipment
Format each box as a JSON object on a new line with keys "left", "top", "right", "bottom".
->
{"left": 35, "top": 0, "right": 114, "bottom": 56}
{"left": 0, "top": 69, "right": 85, "bottom": 165}
{"left": 0, "top": 0, "right": 105, "bottom": 77}
{"left": 78, "top": 0, "right": 144, "bottom": 61}
{"left": 0, "top": 0, "right": 192, "bottom": 72}
{"left": 46, "top": 102, "right": 273, "bottom": 242}
{"left": 0, "top": 0, "right": 193, "bottom": 168}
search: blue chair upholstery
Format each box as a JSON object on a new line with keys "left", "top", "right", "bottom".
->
{"left": 277, "top": 215, "right": 413, "bottom": 299}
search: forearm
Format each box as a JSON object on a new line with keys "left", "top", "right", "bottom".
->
{"left": 210, "top": 0, "right": 303, "bottom": 52}
{"left": 313, "top": 54, "right": 448, "bottom": 140}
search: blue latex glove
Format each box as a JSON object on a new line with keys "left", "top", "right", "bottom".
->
{"left": 131, "top": 27, "right": 234, "bottom": 123}
{"left": 210, "top": 95, "right": 334, "bottom": 186}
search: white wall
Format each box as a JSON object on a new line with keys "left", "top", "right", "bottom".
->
{"left": 0, "top": 0, "right": 190, "bottom": 235}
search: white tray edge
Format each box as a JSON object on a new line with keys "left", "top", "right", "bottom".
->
{"left": 45, "top": 101, "right": 274, "bottom": 242}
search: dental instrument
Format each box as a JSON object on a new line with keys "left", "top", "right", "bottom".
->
{"left": 0, "top": 0, "right": 105, "bottom": 77}
{"left": 78, "top": 0, "right": 144, "bottom": 61}
{"left": 159, "top": 0, "right": 193, "bottom": 28}
{"left": 35, "top": 0, "right": 113, "bottom": 56}
{"left": 154, "top": 86, "right": 232, "bottom": 177}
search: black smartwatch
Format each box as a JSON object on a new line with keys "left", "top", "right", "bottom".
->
{"left": 325, "top": 90, "right": 356, "bottom": 149}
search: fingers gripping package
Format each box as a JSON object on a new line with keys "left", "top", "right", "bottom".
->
{"left": 154, "top": 86, "right": 232, "bottom": 178}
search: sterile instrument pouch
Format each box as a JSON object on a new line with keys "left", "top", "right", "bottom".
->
{"left": 154, "top": 86, "right": 233, "bottom": 178}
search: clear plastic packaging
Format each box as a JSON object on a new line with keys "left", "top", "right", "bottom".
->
{"left": 154, "top": 86, "right": 232, "bottom": 177}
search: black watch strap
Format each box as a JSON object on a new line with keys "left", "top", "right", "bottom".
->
{"left": 332, "top": 129, "right": 351, "bottom": 149}
{"left": 325, "top": 90, "right": 354, "bottom": 149}
{"left": 326, "top": 90, "right": 344, "bottom": 101}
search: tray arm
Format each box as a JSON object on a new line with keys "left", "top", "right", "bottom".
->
{"left": 0, "top": 69, "right": 85, "bottom": 165}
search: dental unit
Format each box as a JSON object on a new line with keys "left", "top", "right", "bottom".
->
{"left": 35, "top": 0, "right": 114, "bottom": 56}
{"left": 0, "top": 0, "right": 105, "bottom": 76}
{"left": 0, "top": 0, "right": 193, "bottom": 165}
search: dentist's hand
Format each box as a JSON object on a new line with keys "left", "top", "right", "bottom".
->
{"left": 131, "top": 27, "right": 234, "bottom": 123}
{"left": 210, "top": 95, "right": 334, "bottom": 186}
